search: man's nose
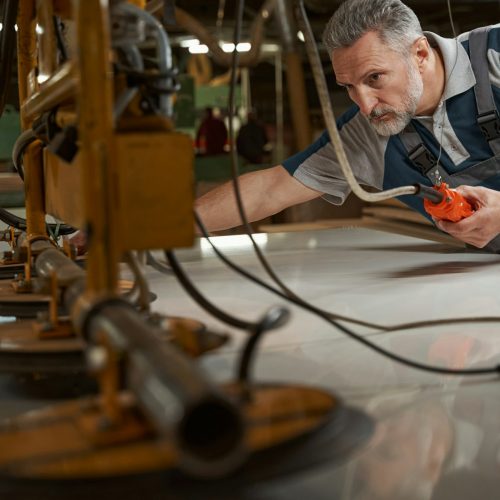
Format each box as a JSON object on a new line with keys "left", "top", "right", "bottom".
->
{"left": 354, "top": 88, "right": 378, "bottom": 116}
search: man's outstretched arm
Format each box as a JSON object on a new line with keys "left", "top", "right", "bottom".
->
{"left": 195, "top": 165, "right": 323, "bottom": 232}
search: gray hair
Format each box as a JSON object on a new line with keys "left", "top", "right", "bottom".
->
{"left": 322, "top": 0, "right": 423, "bottom": 56}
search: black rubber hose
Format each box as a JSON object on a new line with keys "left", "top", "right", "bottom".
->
{"left": 165, "top": 250, "right": 255, "bottom": 331}
{"left": 0, "top": 0, "right": 19, "bottom": 118}
{"left": 0, "top": 207, "right": 76, "bottom": 235}
{"left": 12, "top": 129, "right": 36, "bottom": 181}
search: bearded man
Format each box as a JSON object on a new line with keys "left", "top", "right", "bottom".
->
{"left": 196, "top": 0, "right": 500, "bottom": 249}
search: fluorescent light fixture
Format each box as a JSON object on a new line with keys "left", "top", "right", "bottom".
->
{"left": 221, "top": 42, "right": 251, "bottom": 53}
{"left": 189, "top": 44, "right": 209, "bottom": 54}
{"left": 237, "top": 42, "right": 251, "bottom": 52}
{"left": 180, "top": 38, "right": 200, "bottom": 48}
{"left": 297, "top": 31, "right": 305, "bottom": 42}
{"left": 262, "top": 43, "right": 280, "bottom": 54}
{"left": 0, "top": 23, "right": 3, "bottom": 32}
{"left": 200, "top": 234, "right": 268, "bottom": 253}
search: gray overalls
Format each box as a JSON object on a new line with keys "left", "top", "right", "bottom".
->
{"left": 400, "top": 27, "right": 500, "bottom": 252}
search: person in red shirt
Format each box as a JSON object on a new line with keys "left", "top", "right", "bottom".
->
{"left": 195, "top": 107, "right": 228, "bottom": 156}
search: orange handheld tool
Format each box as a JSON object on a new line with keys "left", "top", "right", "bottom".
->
{"left": 422, "top": 183, "right": 474, "bottom": 222}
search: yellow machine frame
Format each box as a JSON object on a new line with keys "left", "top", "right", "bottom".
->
{"left": 17, "top": 0, "right": 194, "bottom": 302}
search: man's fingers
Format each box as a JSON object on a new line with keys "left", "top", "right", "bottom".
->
{"left": 437, "top": 214, "right": 480, "bottom": 234}
{"left": 455, "top": 185, "right": 486, "bottom": 206}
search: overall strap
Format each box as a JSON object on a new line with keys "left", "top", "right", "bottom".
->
{"left": 399, "top": 122, "right": 451, "bottom": 185}
{"left": 399, "top": 26, "right": 500, "bottom": 184}
{"left": 469, "top": 26, "right": 500, "bottom": 155}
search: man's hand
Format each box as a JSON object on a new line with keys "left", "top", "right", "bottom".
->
{"left": 434, "top": 185, "right": 500, "bottom": 248}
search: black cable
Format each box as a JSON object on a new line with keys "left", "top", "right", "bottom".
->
{"left": 146, "top": 251, "right": 172, "bottom": 275}
{"left": 53, "top": 16, "right": 69, "bottom": 63}
{"left": 12, "top": 129, "right": 36, "bottom": 181}
{"left": 224, "top": 0, "right": 383, "bottom": 332}
{"left": 0, "top": 0, "right": 18, "bottom": 118}
{"left": 0, "top": 206, "right": 75, "bottom": 236}
{"left": 195, "top": 212, "right": 500, "bottom": 376}
{"left": 218, "top": 0, "right": 500, "bottom": 337}
{"left": 165, "top": 250, "right": 255, "bottom": 331}
{"left": 156, "top": 0, "right": 500, "bottom": 376}
{"left": 0, "top": 208, "right": 28, "bottom": 231}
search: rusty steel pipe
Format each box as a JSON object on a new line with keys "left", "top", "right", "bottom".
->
{"left": 147, "top": 0, "right": 277, "bottom": 67}
{"left": 21, "top": 62, "right": 77, "bottom": 121}
{"left": 86, "top": 301, "right": 246, "bottom": 478}
{"left": 35, "top": 247, "right": 86, "bottom": 287}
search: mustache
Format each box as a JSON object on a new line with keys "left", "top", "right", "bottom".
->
{"left": 369, "top": 107, "right": 395, "bottom": 120}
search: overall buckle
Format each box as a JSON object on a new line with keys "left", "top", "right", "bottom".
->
{"left": 408, "top": 144, "right": 438, "bottom": 174}
{"left": 478, "top": 112, "right": 500, "bottom": 142}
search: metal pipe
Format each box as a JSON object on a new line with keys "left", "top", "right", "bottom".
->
{"left": 35, "top": 247, "right": 86, "bottom": 287}
{"left": 284, "top": 51, "right": 313, "bottom": 149}
{"left": 21, "top": 62, "right": 77, "bottom": 121}
{"left": 115, "top": 2, "right": 173, "bottom": 116}
{"left": 23, "top": 141, "right": 47, "bottom": 238}
{"left": 76, "top": 0, "right": 119, "bottom": 294}
{"left": 274, "top": 0, "right": 296, "bottom": 51}
{"left": 86, "top": 302, "right": 246, "bottom": 478}
{"left": 275, "top": 0, "right": 312, "bottom": 149}
{"left": 113, "top": 45, "right": 143, "bottom": 121}
{"left": 275, "top": 50, "right": 285, "bottom": 162}
{"left": 17, "top": 0, "right": 37, "bottom": 130}
{"left": 147, "top": 1, "right": 277, "bottom": 68}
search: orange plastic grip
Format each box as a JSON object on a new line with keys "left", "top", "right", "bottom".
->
{"left": 423, "top": 183, "right": 474, "bottom": 222}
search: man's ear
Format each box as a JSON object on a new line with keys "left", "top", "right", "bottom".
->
{"left": 413, "top": 36, "right": 431, "bottom": 72}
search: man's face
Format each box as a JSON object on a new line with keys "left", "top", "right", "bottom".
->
{"left": 332, "top": 31, "right": 424, "bottom": 136}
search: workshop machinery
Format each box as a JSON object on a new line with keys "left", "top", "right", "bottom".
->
{"left": 0, "top": 0, "right": 371, "bottom": 492}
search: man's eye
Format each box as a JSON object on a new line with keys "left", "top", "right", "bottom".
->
{"left": 369, "top": 73, "right": 381, "bottom": 83}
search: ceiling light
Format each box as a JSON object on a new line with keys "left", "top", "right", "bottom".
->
{"left": 180, "top": 38, "right": 200, "bottom": 48}
{"left": 189, "top": 44, "right": 209, "bottom": 54}
{"left": 221, "top": 42, "right": 251, "bottom": 53}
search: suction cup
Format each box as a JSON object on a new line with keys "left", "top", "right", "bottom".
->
{"left": 0, "top": 383, "right": 372, "bottom": 498}
{"left": 0, "top": 315, "right": 229, "bottom": 374}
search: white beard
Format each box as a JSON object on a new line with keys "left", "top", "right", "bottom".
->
{"left": 369, "top": 62, "right": 424, "bottom": 136}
